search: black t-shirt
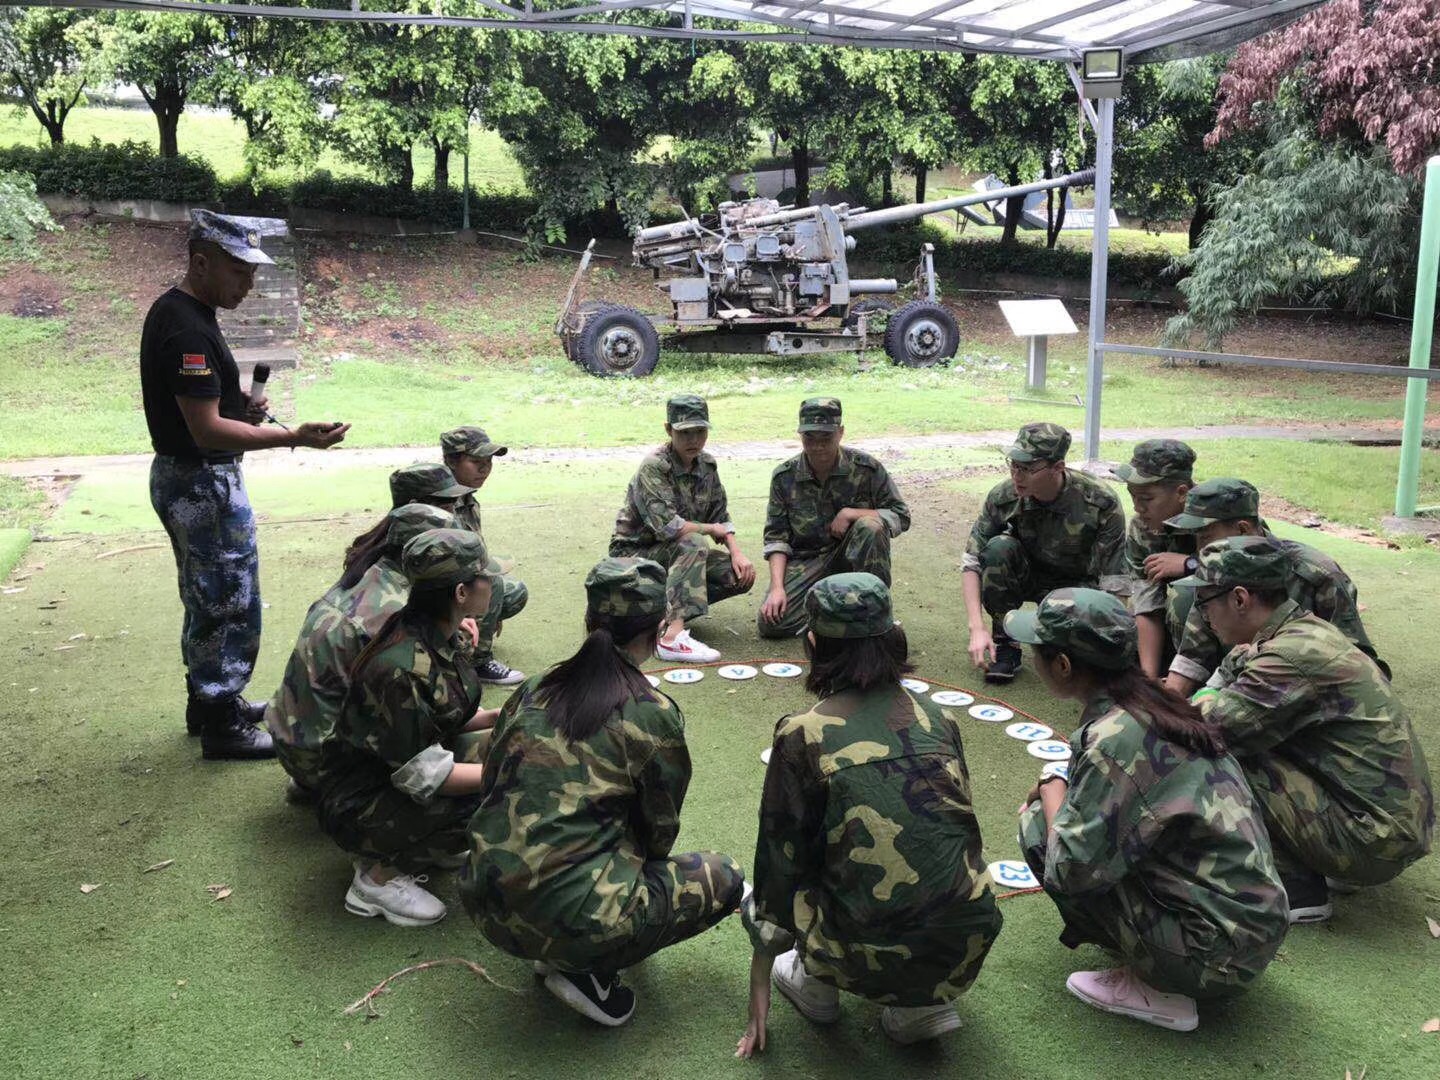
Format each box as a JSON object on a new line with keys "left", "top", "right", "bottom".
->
{"left": 140, "top": 287, "right": 245, "bottom": 460}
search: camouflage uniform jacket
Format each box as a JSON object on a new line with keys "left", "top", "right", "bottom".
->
{"left": 750, "top": 685, "right": 991, "bottom": 949}
{"left": 1170, "top": 533, "right": 1376, "bottom": 684}
{"left": 1199, "top": 601, "right": 1433, "bottom": 850}
{"left": 762, "top": 448, "right": 910, "bottom": 559}
{"left": 320, "top": 615, "right": 483, "bottom": 808}
{"left": 1048, "top": 693, "right": 1288, "bottom": 964}
{"left": 463, "top": 657, "right": 692, "bottom": 937}
{"left": 962, "top": 471, "right": 1128, "bottom": 593}
{"left": 452, "top": 493, "right": 484, "bottom": 540}
{"left": 1124, "top": 519, "right": 1197, "bottom": 616}
{"left": 610, "top": 444, "right": 734, "bottom": 551}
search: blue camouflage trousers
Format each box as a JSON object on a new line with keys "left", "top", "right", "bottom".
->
{"left": 149, "top": 456, "right": 262, "bottom": 703}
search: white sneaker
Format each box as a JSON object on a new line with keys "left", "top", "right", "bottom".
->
{"left": 655, "top": 629, "right": 720, "bottom": 663}
{"left": 881, "top": 1002, "right": 962, "bottom": 1044}
{"left": 344, "top": 867, "right": 447, "bottom": 927}
{"left": 772, "top": 949, "right": 839, "bottom": 1024}
{"left": 1065, "top": 967, "right": 1198, "bottom": 1032}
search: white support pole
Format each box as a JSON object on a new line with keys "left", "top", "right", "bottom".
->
{"left": 1083, "top": 95, "right": 1115, "bottom": 463}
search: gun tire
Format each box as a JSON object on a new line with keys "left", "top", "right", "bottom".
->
{"left": 575, "top": 305, "right": 661, "bottom": 377}
{"left": 883, "top": 300, "right": 959, "bottom": 368}
{"left": 564, "top": 301, "right": 619, "bottom": 364}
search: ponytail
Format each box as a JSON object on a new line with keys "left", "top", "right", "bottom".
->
{"left": 346, "top": 581, "right": 461, "bottom": 690}
{"left": 535, "top": 611, "right": 660, "bottom": 741}
{"left": 339, "top": 516, "right": 392, "bottom": 589}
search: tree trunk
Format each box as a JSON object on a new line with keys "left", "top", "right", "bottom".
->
{"left": 1188, "top": 183, "right": 1213, "bottom": 249}
{"left": 397, "top": 146, "right": 414, "bottom": 192}
{"left": 881, "top": 161, "right": 893, "bottom": 205}
{"left": 999, "top": 164, "right": 1022, "bottom": 246}
{"left": 1044, "top": 158, "right": 1067, "bottom": 249}
{"left": 914, "top": 164, "right": 927, "bottom": 205}
{"left": 35, "top": 104, "right": 65, "bottom": 146}
{"left": 434, "top": 142, "right": 451, "bottom": 192}
{"left": 157, "top": 109, "right": 181, "bottom": 159}
{"left": 792, "top": 140, "right": 811, "bottom": 206}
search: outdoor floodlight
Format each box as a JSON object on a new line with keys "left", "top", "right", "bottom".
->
{"left": 1080, "top": 48, "right": 1125, "bottom": 98}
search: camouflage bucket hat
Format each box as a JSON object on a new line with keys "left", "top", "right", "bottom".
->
{"left": 441, "top": 426, "right": 508, "bottom": 460}
{"left": 188, "top": 209, "right": 275, "bottom": 266}
{"left": 386, "top": 502, "right": 457, "bottom": 551}
{"left": 1114, "top": 439, "right": 1196, "bottom": 485}
{"left": 1003, "top": 587, "right": 1137, "bottom": 670}
{"left": 667, "top": 394, "right": 711, "bottom": 431}
{"left": 805, "top": 572, "right": 894, "bottom": 639}
{"left": 1173, "top": 535, "right": 1291, "bottom": 592}
{"left": 389, "top": 462, "right": 474, "bottom": 508}
{"left": 1165, "top": 478, "right": 1260, "bottom": 531}
{"left": 1007, "top": 422, "right": 1071, "bottom": 464}
{"left": 401, "top": 528, "right": 490, "bottom": 588}
{"left": 797, "top": 397, "right": 842, "bottom": 433}
{"left": 585, "top": 557, "right": 667, "bottom": 619}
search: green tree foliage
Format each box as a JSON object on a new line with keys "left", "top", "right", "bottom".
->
{"left": 99, "top": 12, "right": 219, "bottom": 158}
{"left": 0, "top": 166, "right": 59, "bottom": 259}
{"left": 0, "top": 8, "right": 103, "bottom": 146}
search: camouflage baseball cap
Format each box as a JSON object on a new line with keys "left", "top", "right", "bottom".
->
{"left": 1003, "top": 587, "right": 1137, "bottom": 670}
{"left": 797, "top": 397, "right": 842, "bottom": 433}
{"left": 585, "top": 557, "right": 666, "bottom": 618}
{"left": 1173, "top": 535, "right": 1291, "bottom": 592}
{"left": 1165, "top": 478, "right": 1260, "bottom": 531}
{"left": 805, "top": 572, "right": 895, "bottom": 639}
{"left": 1006, "top": 422, "right": 1071, "bottom": 464}
{"left": 188, "top": 209, "right": 275, "bottom": 266}
{"left": 440, "top": 426, "right": 508, "bottom": 459}
{"left": 389, "top": 463, "right": 474, "bottom": 508}
{"left": 1114, "top": 439, "right": 1196, "bottom": 485}
{"left": 666, "top": 394, "right": 711, "bottom": 431}
{"left": 386, "top": 502, "right": 457, "bottom": 551}
{"left": 400, "top": 528, "right": 490, "bottom": 588}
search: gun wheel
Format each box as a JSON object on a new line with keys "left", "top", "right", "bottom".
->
{"left": 564, "top": 301, "right": 618, "bottom": 364}
{"left": 882, "top": 300, "right": 959, "bottom": 368}
{"left": 575, "top": 304, "right": 661, "bottom": 378}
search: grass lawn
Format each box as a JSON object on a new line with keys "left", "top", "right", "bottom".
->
{"left": 1, "top": 457, "right": 1437, "bottom": 1079}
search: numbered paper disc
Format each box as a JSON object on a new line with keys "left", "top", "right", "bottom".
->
{"left": 760, "top": 747, "right": 773, "bottom": 766}
{"left": 968, "top": 704, "right": 1014, "bottom": 723}
{"left": 663, "top": 668, "right": 704, "bottom": 685}
{"left": 989, "top": 860, "right": 1039, "bottom": 890}
{"left": 645, "top": 674, "right": 661, "bottom": 688}
{"left": 900, "top": 678, "right": 930, "bottom": 694}
{"left": 1004, "top": 721, "right": 1054, "bottom": 743}
{"left": 717, "top": 664, "right": 758, "bottom": 681}
{"left": 1028, "top": 740, "right": 1072, "bottom": 761}
{"left": 761, "top": 663, "right": 803, "bottom": 679}
{"left": 931, "top": 690, "right": 975, "bottom": 707}
{"left": 1040, "top": 761, "right": 1071, "bottom": 782}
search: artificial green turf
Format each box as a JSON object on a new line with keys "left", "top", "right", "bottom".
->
{"left": 2, "top": 462, "right": 1437, "bottom": 1079}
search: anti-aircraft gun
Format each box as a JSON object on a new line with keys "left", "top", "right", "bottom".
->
{"left": 556, "top": 168, "right": 1096, "bottom": 377}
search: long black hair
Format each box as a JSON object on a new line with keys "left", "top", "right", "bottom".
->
{"left": 804, "top": 625, "right": 914, "bottom": 698}
{"left": 534, "top": 610, "right": 660, "bottom": 742}
{"left": 339, "top": 516, "right": 392, "bottom": 589}
{"left": 347, "top": 580, "right": 466, "bottom": 689}
{"left": 1035, "top": 645, "right": 1227, "bottom": 757}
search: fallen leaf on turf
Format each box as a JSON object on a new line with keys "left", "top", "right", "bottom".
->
{"left": 67, "top": 633, "right": 86, "bottom": 641}
{"left": 144, "top": 859, "right": 175, "bottom": 874}
{"left": 54, "top": 645, "right": 77, "bottom": 652}
{"left": 289, "top": 1034, "right": 304, "bottom": 1047}
{"left": 1427, "top": 916, "right": 1440, "bottom": 938}
{"left": 80, "top": 883, "right": 100, "bottom": 894}
{"left": 2, "top": 587, "right": 25, "bottom": 594}
{"left": 1423, "top": 1018, "right": 1440, "bottom": 1034}
{"left": 205, "top": 884, "right": 232, "bottom": 901}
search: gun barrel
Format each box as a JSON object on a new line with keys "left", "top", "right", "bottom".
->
{"left": 843, "top": 168, "right": 1096, "bottom": 232}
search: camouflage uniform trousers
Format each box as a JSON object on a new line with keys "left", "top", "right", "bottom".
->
{"left": 615, "top": 533, "right": 751, "bottom": 624}
{"left": 473, "top": 570, "right": 528, "bottom": 662}
{"left": 757, "top": 517, "right": 891, "bottom": 639}
{"left": 149, "top": 456, "right": 262, "bottom": 702}
{"left": 979, "top": 535, "right": 1093, "bottom": 639}
{"left": 475, "top": 851, "right": 744, "bottom": 977}
{"left": 1243, "top": 754, "right": 1432, "bottom": 886}
{"left": 1019, "top": 803, "right": 1263, "bottom": 1000}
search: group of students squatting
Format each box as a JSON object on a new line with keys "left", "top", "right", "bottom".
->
{"left": 254, "top": 401, "right": 1433, "bottom": 1048}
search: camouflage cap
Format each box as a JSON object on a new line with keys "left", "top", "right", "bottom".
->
{"left": 400, "top": 528, "right": 490, "bottom": 589}
{"left": 187, "top": 209, "right": 275, "bottom": 266}
{"left": 585, "top": 557, "right": 667, "bottom": 618}
{"left": 1007, "top": 422, "right": 1071, "bottom": 464}
{"left": 389, "top": 463, "right": 474, "bottom": 508}
{"left": 1003, "top": 587, "right": 1137, "bottom": 670}
{"left": 797, "top": 397, "right": 842, "bottom": 433}
{"left": 1173, "top": 535, "right": 1291, "bottom": 592}
{"left": 440, "top": 426, "right": 508, "bottom": 460}
{"left": 386, "top": 502, "right": 457, "bottom": 551}
{"left": 666, "top": 394, "right": 711, "bottom": 431}
{"left": 1165, "top": 478, "right": 1260, "bottom": 531}
{"left": 805, "top": 572, "right": 894, "bottom": 639}
{"left": 1114, "top": 438, "right": 1196, "bottom": 485}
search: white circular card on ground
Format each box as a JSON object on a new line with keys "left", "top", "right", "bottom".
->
{"left": 663, "top": 668, "right": 704, "bottom": 685}
{"left": 762, "top": 662, "right": 803, "bottom": 679}
{"left": 1004, "top": 721, "right": 1054, "bottom": 743}
{"left": 1028, "top": 740, "right": 1072, "bottom": 761}
{"left": 989, "top": 860, "right": 1039, "bottom": 889}
{"left": 931, "top": 690, "right": 975, "bottom": 707}
{"left": 760, "top": 747, "right": 773, "bottom": 766}
{"left": 968, "top": 704, "right": 1014, "bottom": 723}
{"left": 1040, "top": 761, "right": 1071, "bottom": 781}
{"left": 646, "top": 674, "right": 661, "bottom": 688}
{"left": 717, "top": 664, "right": 758, "bottom": 681}
{"left": 900, "top": 678, "right": 930, "bottom": 694}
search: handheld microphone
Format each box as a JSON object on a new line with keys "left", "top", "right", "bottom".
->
{"left": 248, "top": 362, "right": 288, "bottom": 431}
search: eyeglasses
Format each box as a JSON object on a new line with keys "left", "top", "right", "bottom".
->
{"left": 1192, "top": 587, "right": 1232, "bottom": 613}
{"left": 1007, "top": 459, "right": 1052, "bottom": 476}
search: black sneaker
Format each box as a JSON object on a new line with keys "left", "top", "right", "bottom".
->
{"left": 475, "top": 657, "right": 525, "bottom": 686}
{"left": 200, "top": 698, "right": 277, "bottom": 761}
{"left": 1282, "top": 872, "right": 1333, "bottom": 924}
{"left": 985, "top": 642, "right": 1023, "bottom": 684}
{"left": 543, "top": 970, "right": 636, "bottom": 1027}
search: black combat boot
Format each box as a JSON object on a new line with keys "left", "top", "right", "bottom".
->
{"left": 199, "top": 697, "right": 276, "bottom": 761}
{"left": 187, "top": 676, "right": 266, "bottom": 736}
{"left": 985, "top": 622, "right": 1023, "bottom": 684}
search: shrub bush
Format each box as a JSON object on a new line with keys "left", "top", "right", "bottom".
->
{"left": 0, "top": 140, "right": 218, "bottom": 203}
{"left": 0, "top": 169, "right": 60, "bottom": 259}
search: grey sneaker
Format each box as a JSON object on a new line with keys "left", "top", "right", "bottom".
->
{"left": 475, "top": 657, "right": 525, "bottom": 685}
{"left": 344, "top": 867, "right": 446, "bottom": 927}
{"left": 772, "top": 949, "right": 839, "bottom": 1024}
{"left": 881, "top": 1002, "right": 962, "bottom": 1044}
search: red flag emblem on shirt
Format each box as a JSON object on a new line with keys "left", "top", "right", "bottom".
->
{"left": 181, "top": 353, "right": 210, "bottom": 375}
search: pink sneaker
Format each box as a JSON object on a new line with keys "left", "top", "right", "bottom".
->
{"left": 1065, "top": 967, "right": 1198, "bottom": 1032}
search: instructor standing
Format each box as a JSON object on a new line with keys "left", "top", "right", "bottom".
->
{"left": 141, "top": 210, "right": 349, "bottom": 759}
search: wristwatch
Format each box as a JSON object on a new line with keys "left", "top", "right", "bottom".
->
{"left": 1183, "top": 556, "right": 1199, "bottom": 574}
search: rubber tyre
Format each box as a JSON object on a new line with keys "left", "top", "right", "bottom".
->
{"left": 882, "top": 300, "right": 959, "bottom": 368}
{"left": 564, "top": 301, "right": 617, "bottom": 364}
{"left": 575, "top": 305, "right": 661, "bottom": 378}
